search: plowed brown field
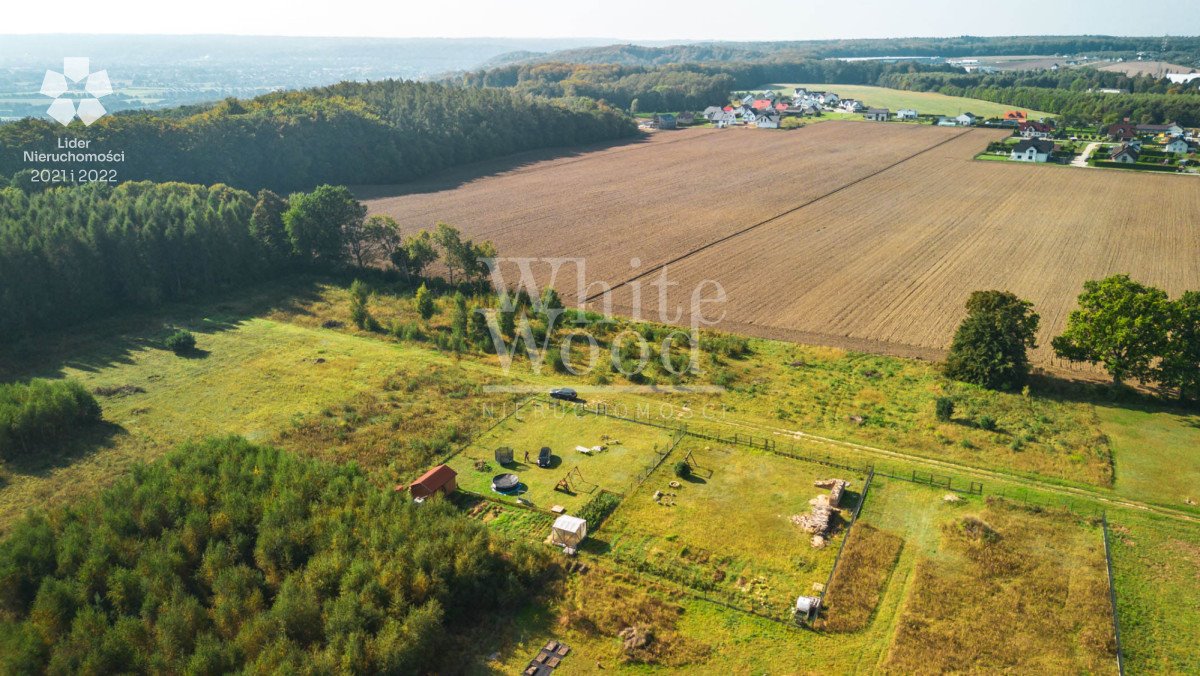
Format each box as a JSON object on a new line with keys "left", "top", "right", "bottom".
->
{"left": 363, "top": 122, "right": 1200, "bottom": 366}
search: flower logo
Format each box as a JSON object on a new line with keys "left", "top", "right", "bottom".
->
{"left": 40, "top": 57, "right": 112, "bottom": 126}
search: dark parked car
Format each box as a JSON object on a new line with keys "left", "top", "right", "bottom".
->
{"left": 549, "top": 387, "right": 577, "bottom": 401}
{"left": 537, "top": 446, "right": 553, "bottom": 468}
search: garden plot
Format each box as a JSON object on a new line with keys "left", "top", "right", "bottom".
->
{"left": 600, "top": 440, "right": 869, "bottom": 619}
{"left": 880, "top": 495, "right": 1116, "bottom": 673}
{"left": 445, "top": 406, "right": 676, "bottom": 513}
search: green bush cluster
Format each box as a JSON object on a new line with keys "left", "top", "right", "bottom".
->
{"left": 0, "top": 378, "right": 101, "bottom": 457}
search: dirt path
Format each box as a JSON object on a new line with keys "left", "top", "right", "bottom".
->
{"left": 713, "top": 417, "right": 1200, "bottom": 525}
{"left": 1072, "top": 142, "right": 1101, "bottom": 168}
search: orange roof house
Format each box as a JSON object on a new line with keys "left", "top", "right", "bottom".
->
{"left": 403, "top": 464, "right": 457, "bottom": 499}
{"left": 1003, "top": 110, "right": 1028, "bottom": 121}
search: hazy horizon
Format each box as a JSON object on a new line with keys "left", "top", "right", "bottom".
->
{"left": 5, "top": 0, "right": 1200, "bottom": 42}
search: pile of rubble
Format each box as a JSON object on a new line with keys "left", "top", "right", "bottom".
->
{"left": 791, "top": 479, "right": 850, "bottom": 547}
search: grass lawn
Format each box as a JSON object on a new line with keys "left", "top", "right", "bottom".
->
{"left": 1099, "top": 404, "right": 1200, "bottom": 514}
{"left": 445, "top": 404, "right": 676, "bottom": 513}
{"left": 1109, "top": 511, "right": 1200, "bottom": 673}
{"left": 0, "top": 312, "right": 526, "bottom": 533}
{"left": 767, "top": 83, "right": 1055, "bottom": 119}
{"left": 600, "top": 439, "right": 868, "bottom": 619}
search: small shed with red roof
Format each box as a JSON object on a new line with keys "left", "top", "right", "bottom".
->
{"left": 404, "top": 464, "right": 458, "bottom": 499}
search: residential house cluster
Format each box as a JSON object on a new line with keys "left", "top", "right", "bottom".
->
{"left": 1104, "top": 118, "right": 1196, "bottom": 158}
{"left": 702, "top": 89, "right": 828, "bottom": 128}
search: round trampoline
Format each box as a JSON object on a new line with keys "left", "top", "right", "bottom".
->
{"left": 491, "top": 473, "right": 520, "bottom": 493}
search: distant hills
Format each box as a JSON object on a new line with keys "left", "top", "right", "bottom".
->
{"left": 477, "top": 35, "right": 1200, "bottom": 70}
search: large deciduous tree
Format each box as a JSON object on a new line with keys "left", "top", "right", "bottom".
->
{"left": 945, "top": 290, "right": 1040, "bottom": 391}
{"left": 283, "top": 184, "right": 365, "bottom": 263}
{"left": 1157, "top": 290, "right": 1200, "bottom": 401}
{"left": 1051, "top": 274, "right": 1170, "bottom": 385}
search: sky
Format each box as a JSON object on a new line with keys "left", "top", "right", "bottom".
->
{"left": 3, "top": 0, "right": 1200, "bottom": 40}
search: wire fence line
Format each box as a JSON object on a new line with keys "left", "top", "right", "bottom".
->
{"left": 1101, "top": 512, "right": 1126, "bottom": 676}
{"left": 816, "top": 467, "right": 876, "bottom": 616}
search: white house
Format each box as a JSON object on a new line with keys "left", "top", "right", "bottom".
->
{"left": 702, "top": 106, "right": 724, "bottom": 121}
{"left": 1109, "top": 144, "right": 1140, "bottom": 164}
{"left": 714, "top": 111, "right": 737, "bottom": 128}
{"left": 896, "top": 109, "right": 918, "bottom": 120}
{"left": 754, "top": 110, "right": 780, "bottom": 128}
{"left": 955, "top": 112, "right": 977, "bottom": 126}
{"left": 863, "top": 108, "right": 889, "bottom": 122}
{"left": 821, "top": 93, "right": 840, "bottom": 105}
{"left": 840, "top": 99, "right": 864, "bottom": 113}
{"left": 1166, "top": 137, "right": 1195, "bottom": 154}
{"left": 1009, "top": 138, "right": 1054, "bottom": 162}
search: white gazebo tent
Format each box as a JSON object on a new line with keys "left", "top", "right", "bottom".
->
{"left": 550, "top": 515, "right": 588, "bottom": 553}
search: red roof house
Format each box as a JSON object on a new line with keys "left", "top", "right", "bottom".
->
{"left": 1003, "top": 110, "right": 1028, "bottom": 121}
{"left": 1107, "top": 118, "right": 1138, "bottom": 140}
{"left": 404, "top": 464, "right": 458, "bottom": 499}
{"left": 752, "top": 98, "right": 773, "bottom": 110}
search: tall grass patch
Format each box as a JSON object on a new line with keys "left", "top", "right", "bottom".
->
{"left": 814, "top": 523, "right": 904, "bottom": 632}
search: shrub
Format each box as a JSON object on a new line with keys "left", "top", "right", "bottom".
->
{"left": 164, "top": 330, "right": 196, "bottom": 354}
{"left": 577, "top": 490, "right": 622, "bottom": 528}
{"left": 978, "top": 415, "right": 998, "bottom": 431}
{"left": 935, "top": 397, "right": 955, "bottom": 422}
{"left": 0, "top": 379, "right": 101, "bottom": 456}
{"left": 673, "top": 461, "right": 691, "bottom": 479}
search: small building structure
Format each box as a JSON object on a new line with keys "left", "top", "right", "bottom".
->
{"left": 754, "top": 110, "right": 780, "bottom": 128}
{"left": 1019, "top": 120, "right": 1055, "bottom": 138}
{"left": 895, "top": 108, "right": 918, "bottom": 120}
{"left": 1107, "top": 119, "right": 1138, "bottom": 140}
{"left": 653, "top": 113, "right": 676, "bottom": 130}
{"left": 955, "top": 112, "right": 977, "bottom": 126}
{"left": 406, "top": 464, "right": 457, "bottom": 499}
{"left": 1165, "top": 136, "right": 1195, "bottom": 154}
{"left": 936, "top": 116, "right": 958, "bottom": 126}
{"left": 1137, "top": 122, "right": 1185, "bottom": 137}
{"left": 1010, "top": 138, "right": 1054, "bottom": 162}
{"left": 550, "top": 515, "right": 588, "bottom": 553}
{"left": 702, "top": 105, "right": 724, "bottom": 121}
{"left": 1003, "top": 110, "right": 1028, "bottom": 122}
{"left": 1109, "top": 143, "right": 1141, "bottom": 163}
{"left": 863, "top": 108, "right": 890, "bottom": 122}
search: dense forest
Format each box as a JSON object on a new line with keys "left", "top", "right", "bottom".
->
{"left": 0, "top": 436, "right": 548, "bottom": 672}
{"left": 0, "top": 81, "right": 635, "bottom": 193}
{"left": 484, "top": 36, "right": 1200, "bottom": 68}
{"left": 0, "top": 181, "right": 363, "bottom": 340}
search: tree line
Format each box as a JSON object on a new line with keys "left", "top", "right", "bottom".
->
{"left": 0, "top": 180, "right": 492, "bottom": 342}
{"left": 878, "top": 71, "right": 1200, "bottom": 125}
{"left": 454, "top": 60, "right": 958, "bottom": 112}
{"left": 0, "top": 80, "right": 636, "bottom": 193}
{"left": 945, "top": 275, "right": 1200, "bottom": 403}
{"left": 489, "top": 36, "right": 1200, "bottom": 68}
{"left": 0, "top": 436, "right": 548, "bottom": 673}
